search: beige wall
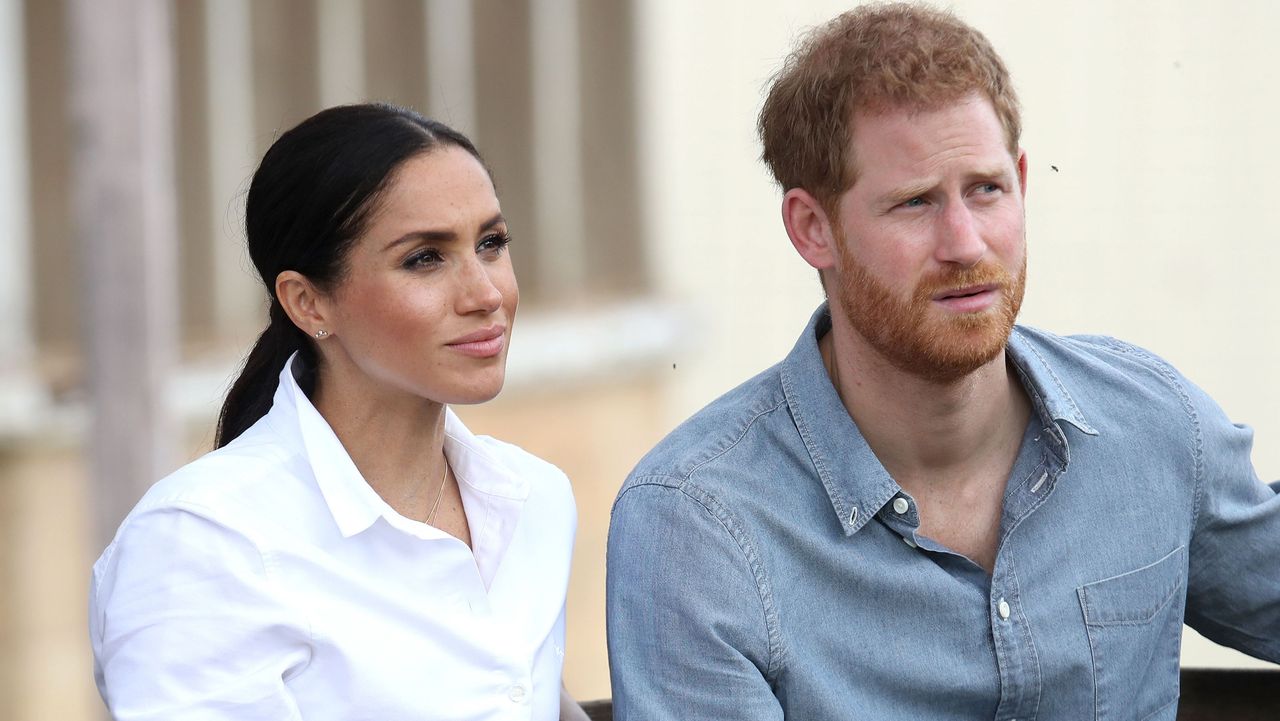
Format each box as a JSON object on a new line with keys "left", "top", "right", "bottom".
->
{"left": 1, "top": 1, "right": 1278, "bottom": 718}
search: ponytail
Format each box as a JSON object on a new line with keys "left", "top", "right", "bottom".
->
{"left": 214, "top": 300, "right": 315, "bottom": 448}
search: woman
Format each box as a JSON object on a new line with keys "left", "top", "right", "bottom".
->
{"left": 89, "top": 104, "right": 588, "bottom": 721}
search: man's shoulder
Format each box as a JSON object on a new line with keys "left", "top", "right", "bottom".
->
{"left": 1011, "top": 325, "right": 1202, "bottom": 418}
{"left": 624, "top": 362, "right": 791, "bottom": 492}
{"left": 1015, "top": 325, "right": 1183, "bottom": 378}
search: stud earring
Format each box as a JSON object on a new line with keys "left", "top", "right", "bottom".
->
{"left": 314, "top": 329, "right": 329, "bottom": 339}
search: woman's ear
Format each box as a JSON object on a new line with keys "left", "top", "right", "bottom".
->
{"left": 781, "top": 188, "right": 840, "bottom": 271}
{"left": 275, "top": 271, "right": 332, "bottom": 339}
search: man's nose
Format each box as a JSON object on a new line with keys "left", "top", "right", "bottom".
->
{"left": 933, "top": 202, "right": 986, "bottom": 267}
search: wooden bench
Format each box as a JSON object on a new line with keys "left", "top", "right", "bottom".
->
{"left": 580, "top": 668, "right": 1278, "bottom": 720}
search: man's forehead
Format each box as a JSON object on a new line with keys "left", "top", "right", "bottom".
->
{"left": 846, "top": 95, "right": 1013, "bottom": 170}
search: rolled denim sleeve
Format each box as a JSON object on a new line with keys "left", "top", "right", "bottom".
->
{"left": 1184, "top": 383, "right": 1280, "bottom": 662}
{"left": 607, "top": 479, "right": 783, "bottom": 721}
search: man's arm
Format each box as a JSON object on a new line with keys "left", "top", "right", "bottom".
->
{"left": 1183, "top": 383, "right": 1280, "bottom": 662}
{"left": 606, "top": 479, "right": 784, "bottom": 721}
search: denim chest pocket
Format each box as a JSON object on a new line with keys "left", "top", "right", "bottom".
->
{"left": 1077, "top": 544, "right": 1187, "bottom": 721}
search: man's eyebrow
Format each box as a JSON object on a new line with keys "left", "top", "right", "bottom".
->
{"left": 965, "top": 165, "right": 1012, "bottom": 183}
{"left": 882, "top": 180, "right": 935, "bottom": 206}
{"left": 382, "top": 213, "right": 506, "bottom": 252}
{"left": 881, "top": 167, "right": 1012, "bottom": 206}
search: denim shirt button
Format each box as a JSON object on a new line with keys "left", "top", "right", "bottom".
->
{"left": 892, "top": 497, "right": 910, "bottom": 514}
{"left": 997, "top": 598, "right": 1011, "bottom": 620}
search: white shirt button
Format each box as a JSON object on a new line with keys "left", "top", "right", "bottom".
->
{"left": 892, "top": 497, "right": 910, "bottom": 515}
{"left": 508, "top": 684, "right": 527, "bottom": 703}
{"left": 902, "top": 535, "right": 918, "bottom": 549}
{"left": 997, "top": 599, "right": 1011, "bottom": 620}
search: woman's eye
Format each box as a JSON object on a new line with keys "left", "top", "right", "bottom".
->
{"left": 478, "top": 232, "right": 512, "bottom": 256}
{"left": 402, "top": 249, "right": 443, "bottom": 269}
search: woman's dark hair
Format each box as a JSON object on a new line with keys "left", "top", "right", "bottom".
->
{"left": 215, "top": 103, "right": 487, "bottom": 448}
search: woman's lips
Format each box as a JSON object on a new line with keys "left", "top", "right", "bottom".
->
{"left": 446, "top": 326, "right": 506, "bottom": 358}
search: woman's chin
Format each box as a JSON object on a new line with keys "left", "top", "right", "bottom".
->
{"left": 439, "top": 375, "right": 507, "bottom": 406}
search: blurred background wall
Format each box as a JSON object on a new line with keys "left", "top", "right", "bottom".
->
{"left": 1, "top": 0, "right": 1276, "bottom": 718}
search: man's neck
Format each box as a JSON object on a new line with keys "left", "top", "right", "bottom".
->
{"left": 819, "top": 317, "right": 1032, "bottom": 488}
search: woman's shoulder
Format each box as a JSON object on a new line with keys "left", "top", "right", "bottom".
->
{"left": 126, "top": 418, "right": 310, "bottom": 532}
{"left": 474, "top": 434, "right": 566, "bottom": 478}
{"left": 446, "top": 416, "right": 574, "bottom": 508}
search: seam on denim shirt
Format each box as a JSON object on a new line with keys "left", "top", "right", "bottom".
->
{"left": 677, "top": 398, "right": 789, "bottom": 682}
{"left": 1087, "top": 337, "right": 1204, "bottom": 531}
{"left": 1007, "top": 559, "right": 1043, "bottom": 718}
{"left": 1078, "top": 583, "right": 1102, "bottom": 719}
{"left": 1139, "top": 694, "right": 1178, "bottom": 721}
{"left": 683, "top": 396, "right": 790, "bottom": 481}
{"left": 617, "top": 476, "right": 786, "bottom": 686}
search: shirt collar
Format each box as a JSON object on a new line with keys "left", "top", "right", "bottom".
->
{"left": 780, "top": 303, "right": 1097, "bottom": 537}
{"left": 271, "top": 354, "right": 531, "bottom": 541}
{"left": 1006, "top": 327, "right": 1098, "bottom": 437}
{"left": 274, "top": 354, "right": 385, "bottom": 537}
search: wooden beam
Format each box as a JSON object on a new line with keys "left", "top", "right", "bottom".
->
{"left": 68, "top": 0, "right": 180, "bottom": 549}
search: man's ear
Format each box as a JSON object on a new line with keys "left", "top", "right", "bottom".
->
{"left": 1016, "top": 149, "right": 1028, "bottom": 198}
{"left": 275, "top": 270, "right": 332, "bottom": 339}
{"left": 781, "top": 188, "right": 840, "bottom": 272}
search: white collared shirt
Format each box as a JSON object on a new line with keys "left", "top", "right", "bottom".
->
{"left": 90, "top": 356, "right": 577, "bottom": 721}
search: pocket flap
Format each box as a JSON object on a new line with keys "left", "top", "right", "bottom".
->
{"left": 1078, "top": 545, "right": 1187, "bottom": 626}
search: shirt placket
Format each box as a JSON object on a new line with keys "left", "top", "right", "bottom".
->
{"left": 989, "top": 447, "right": 1066, "bottom": 721}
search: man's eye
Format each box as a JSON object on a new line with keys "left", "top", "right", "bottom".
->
{"left": 901, "top": 197, "right": 926, "bottom": 208}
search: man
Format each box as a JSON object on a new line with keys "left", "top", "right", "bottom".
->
{"left": 606, "top": 4, "right": 1280, "bottom": 719}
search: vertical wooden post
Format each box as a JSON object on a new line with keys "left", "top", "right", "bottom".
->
{"left": 0, "top": 0, "right": 32, "bottom": 377}
{"left": 317, "top": 0, "right": 366, "bottom": 107}
{"left": 202, "top": 0, "right": 259, "bottom": 333}
{"left": 68, "top": 0, "right": 180, "bottom": 550}
{"left": 531, "top": 0, "right": 588, "bottom": 297}
{"left": 425, "top": 0, "right": 477, "bottom": 137}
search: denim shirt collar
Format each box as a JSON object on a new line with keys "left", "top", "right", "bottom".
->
{"left": 780, "top": 303, "right": 1098, "bottom": 536}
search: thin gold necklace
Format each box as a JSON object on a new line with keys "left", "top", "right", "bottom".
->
{"left": 425, "top": 460, "right": 450, "bottom": 525}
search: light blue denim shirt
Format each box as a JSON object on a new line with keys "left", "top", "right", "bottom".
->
{"left": 607, "top": 304, "right": 1279, "bottom": 721}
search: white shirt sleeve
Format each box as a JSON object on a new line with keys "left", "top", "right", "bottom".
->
{"left": 90, "top": 505, "right": 312, "bottom": 721}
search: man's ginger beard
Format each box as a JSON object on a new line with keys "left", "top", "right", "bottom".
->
{"left": 834, "top": 232, "right": 1026, "bottom": 384}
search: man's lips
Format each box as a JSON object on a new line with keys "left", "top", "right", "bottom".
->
{"left": 932, "top": 283, "right": 999, "bottom": 301}
{"left": 446, "top": 325, "right": 506, "bottom": 358}
{"left": 931, "top": 283, "right": 1000, "bottom": 313}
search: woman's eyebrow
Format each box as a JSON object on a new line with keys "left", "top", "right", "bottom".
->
{"left": 382, "top": 213, "right": 505, "bottom": 252}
